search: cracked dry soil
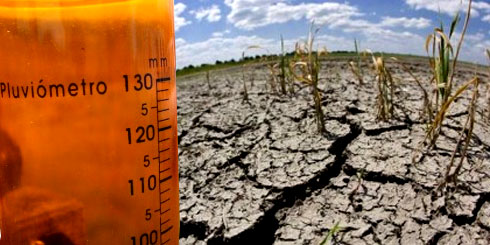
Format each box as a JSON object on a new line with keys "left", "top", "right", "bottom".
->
{"left": 177, "top": 58, "right": 490, "bottom": 245}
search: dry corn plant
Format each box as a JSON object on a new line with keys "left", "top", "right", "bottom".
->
{"left": 486, "top": 83, "right": 490, "bottom": 122}
{"left": 412, "top": 0, "right": 481, "bottom": 174}
{"left": 241, "top": 51, "right": 250, "bottom": 102}
{"left": 206, "top": 70, "right": 212, "bottom": 91}
{"left": 438, "top": 77, "right": 480, "bottom": 190}
{"left": 414, "top": 76, "right": 480, "bottom": 165}
{"left": 421, "top": 0, "right": 473, "bottom": 149}
{"left": 391, "top": 57, "right": 434, "bottom": 124}
{"left": 285, "top": 42, "right": 296, "bottom": 95}
{"left": 289, "top": 25, "right": 327, "bottom": 134}
{"left": 349, "top": 61, "right": 363, "bottom": 85}
{"left": 250, "top": 73, "right": 255, "bottom": 88}
{"left": 486, "top": 49, "right": 490, "bottom": 122}
{"left": 349, "top": 39, "right": 364, "bottom": 84}
{"left": 278, "top": 35, "right": 295, "bottom": 95}
{"left": 320, "top": 221, "right": 342, "bottom": 245}
{"left": 425, "top": 12, "right": 460, "bottom": 109}
{"left": 368, "top": 52, "right": 395, "bottom": 121}
{"left": 347, "top": 169, "right": 365, "bottom": 212}
{"left": 266, "top": 62, "right": 279, "bottom": 95}
{"left": 241, "top": 45, "right": 261, "bottom": 103}
{"left": 335, "top": 72, "right": 342, "bottom": 83}
{"left": 250, "top": 46, "right": 280, "bottom": 95}
{"left": 278, "top": 35, "right": 288, "bottom": 95}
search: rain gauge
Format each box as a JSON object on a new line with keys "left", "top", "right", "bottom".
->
{"left": 0, "top": 0, "right": 179, "bottom": 244}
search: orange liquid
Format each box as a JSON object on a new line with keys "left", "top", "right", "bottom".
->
{"left": 0, "top": 1, "right": 179, "bottom": 244}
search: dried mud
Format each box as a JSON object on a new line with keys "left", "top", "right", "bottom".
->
{"left": 177, "top": 58, "right": 490, "bottom": 245}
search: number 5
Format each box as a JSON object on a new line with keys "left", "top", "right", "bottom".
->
{"left": 145, "top": 209, "right": 152, "bottom": 221}
{"left": 144, "top": 155, "right": 150, "bottom": 167}
{"left": 142, "top": 103, "right": 148, "bottom": 116}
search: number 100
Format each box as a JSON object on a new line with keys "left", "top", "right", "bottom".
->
{"left": 131, "top": 230, "right": 158, "bottom": 245}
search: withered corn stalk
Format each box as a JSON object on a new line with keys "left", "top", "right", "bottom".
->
{"left": 349, "top": 39, "right": 363, "bottom": 84}
{"left": 241, "top": 45, "right": 261, "bottom": 103}
{"left": 349, "top": 61, "right": 363, "bottom": 85}
{"left": 206, "top": 70, "right": 212, "bottom": 91}
{"left": 371, "top": 55, "right": 395, "bottom": 121}
{"left": 241, "top": 51, "right": 249, "bottom": 102}
{"left": 266, "top": 63, "right": 279, "bottom": 94}
{"left": 391, "top": 57, "right": 433, "bottom": 123}
{"left": 422, "top": 0, "right": 473, "bottom": 148}
{"left": 279, "top": 35, "right": 288, "bottom": 95}
{"left": 289, "top": 25, "right": 327, "bottom": 134}
{"left": 439, "top": 77, "right": 479, "bottom": 189}
{"left": 486, "top": 49, "right": 490, "bottom": 121}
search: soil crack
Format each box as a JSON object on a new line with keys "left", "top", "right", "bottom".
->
{"left": 342, "top": 164, "right": 409, "bottom": 186}
{"left": 364, "top": 124, "right": 410, "bottom": 136}
{"left": 206, "top": 121, "right": 362, "bottom": 244}
{"left": 180, "top": 220, "right": 211, "bottom": 240}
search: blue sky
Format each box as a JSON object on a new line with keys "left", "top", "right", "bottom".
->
{"left": 174, "top": 0, "right": 490, "bottom": 68}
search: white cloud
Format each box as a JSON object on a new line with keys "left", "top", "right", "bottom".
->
{"left": 211, "top": 32, "right": 224, "bottom": 38}
{"left": 224, "top": 0, "right": 361, "bottom": 30}
{"left": 462, "top": 39, "right": 490, "bottom": 65}
{"left": 324, "top": 17, "right": 430, "bottom": 46}
{"left": 364, "top": 31, "right": 425, "bottom": 56}
{"left": 448, "top": 32, "right": 490, "bottom": 64}
{"left": 191, "top": 5, "right": 222, "bottom": 22}
{"left": 176, "top": 1, "right": 433, "bottom": 68}
{"left": 176, "top": 35, "right": 276, "bottom": 68}
{"left": 483, "top": 14, "right": 490, "bottom": 22}
{"left": 212, "top": 30, "right": 231, "bottom": 38}
{"left": 175, "top": 3, "right": 191, "bottom": 31}
{"left": 405, "top": 0, "right": 490, "bottom": 19}
{"left": 223, "top": 0, "right": 431, "bottom": 38}
{"left": 176, "top": 38, "right": 187, "bottom": 48}
{"left": 464, "top": 32, "right": 485, "bottom": 42}
{"left": 379, "top": 17, "right": 431, "bottom": 29}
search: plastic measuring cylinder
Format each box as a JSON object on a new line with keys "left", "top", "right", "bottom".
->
{"left": 0, "top": 0, "right": 179, "bottom": 244}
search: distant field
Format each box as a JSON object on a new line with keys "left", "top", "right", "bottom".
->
{"left": 177, "top": 52, "right": 485, "bottom": 78}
